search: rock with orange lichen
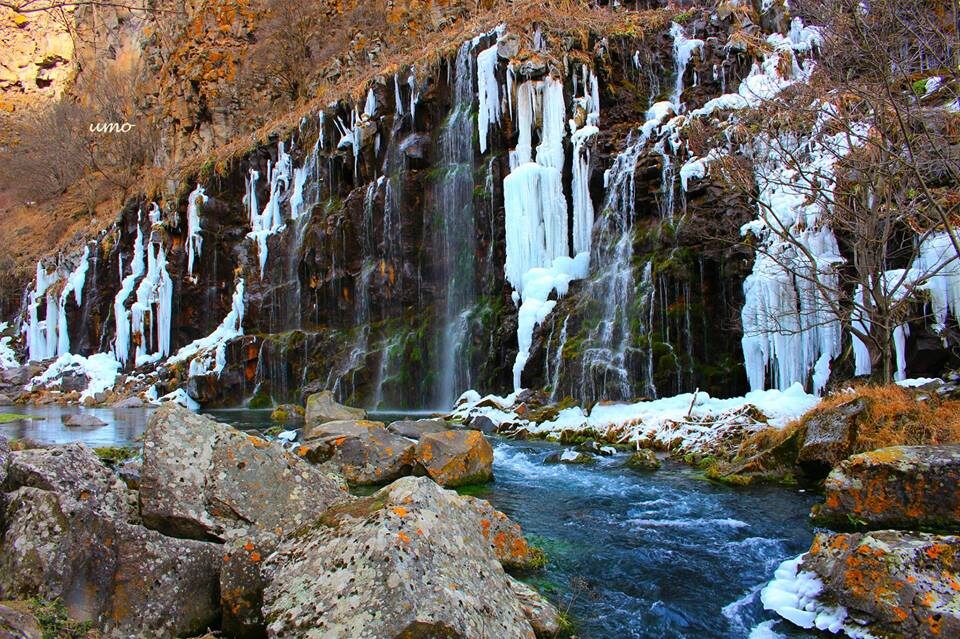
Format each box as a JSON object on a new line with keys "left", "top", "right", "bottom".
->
{"left": 795, "top": 398, "right": 866, "bottom": 478}
{"left": 140, "top": 403, "right": 350, "bottom": 542}
{"left": 415, "top": 430, "right": 493, "bottom": 487}
{"left": 461, "top": 495, "right": 539, "bottom": 571}
{"left": 507, "top": 575, "right": 562, "bottom": 637}
{"left": 261, "top": 476, "right": 536, "bottom": 639}
{"left": 0, "top": 485, "right": 221, "bottom": 639}
{"left": 800, "top": 530, "right": 960, "bottom": 639}
{"left": 812, "top": 445, "right": 960, "bottom": 531}
{"left": 301, "top": 423, "right": 416, "bottom": 485}
{"left": 1, "top": 442, "right": 137, "bottom": 521}
{"left": 220, "top": 532, "right": 278, "bottom": 639}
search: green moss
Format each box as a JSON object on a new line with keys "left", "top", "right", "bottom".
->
{"left": 27, "top": 598, "right": 94, "bottom": 639}
{"left": 247, "top": 391, "right": 272, "bottom": 409}
{"left": 0, "top": 413, "right": 32, "bottom": 423}
{"left": 93, "top": 446, "right": 137, "bottom": 465}
{"left": 454, "top": 483, "right": 492, "bottom": 498}
{"left": 912, "top": 78, "right": 929, "bottom": 96}
{"left": 673, "top": 9, "right": 695, "bottom": 23}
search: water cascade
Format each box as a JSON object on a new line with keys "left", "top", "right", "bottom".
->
{"left": 434, "top": 40, "right": 479, "bottom": 408}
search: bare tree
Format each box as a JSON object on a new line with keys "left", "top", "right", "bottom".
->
{"left": 719, "top": 0, "right": 960, "bottom": 384}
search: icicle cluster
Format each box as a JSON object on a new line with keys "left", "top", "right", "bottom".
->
{"left": 247, "top": 141, "right": 292, "bottom": 277}
{"left": 169, "top": 278, "right": 245, "bottom": 376}
{"left": 186, "top": 184, "right": 208, "bottom": 275}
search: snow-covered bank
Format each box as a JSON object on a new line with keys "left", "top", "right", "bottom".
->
{"left": 451, "top": 384, "right": 819, "bottom": 455}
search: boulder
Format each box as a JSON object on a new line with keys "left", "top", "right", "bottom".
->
{"left": 466, "top": 414, "right": 497, "bottom": 434}
{"left": 118, "top": 458, "right": 141, "bottom": 489}
{"left": 303, "top": 418, "right": 384, "bottom": 441}
{"left": 0, "top": 486, "right": 221, "bottom": 638}
{"left": 304, "top": 390, "right": 365, "bottom": 426}
{"left": 387, "top": 418, "right": 449, "bottom": 439}
{"left": 140, "top": 403, "right": 350, "bottom": 541}
{"left": 112, "top": 396, "right": 145, "bottom": 408}
{"left": 545, "top": 450, "right": 596, "bottom": 465}
{"left": 261, "top": 477, "right": 536, "bottom": 638}
{"left": 624, "top": 449, "right": 661, "bottom": 471}
{"left": 795, "top": 398, "right": 866, "bottom": 477}
{"left": 462, "top": 495, "right": 541, "bottom": 571}
{"left": 270, "top": 403, "right": 305, "bottom": 424}
{"left": 812, "top": 445, "right": 960, "bottom": 531}
{"left": 497, "top": 33, "right": 520, "bottom": 59}
{"left": 2, "top": 442, "right": 137, "bottom": 521}
{"left": 300, "top": 424, "right": 416, "bottom": 485}
{"left": 0, "top": 436, "right": 8, "bottom": 486}
{"left": 577, "top": 440, "right": 616, "bottom": 456}
{"left": 0, "top": 602, "right": 41, "bottom": 639}
{"left": 799, "top": 530, "right": 960, "bottom": 638}
{"left": 62, "top": 413, "right": 107, "bottom": 428}
{"left": 508, "top": 576, "right": 561, "bottom": 638}
{"left": 415, "top": 430, "right": 494, "bottom": 487}
{"left": 221, "top": 532, "right": 278, "bottom": 639}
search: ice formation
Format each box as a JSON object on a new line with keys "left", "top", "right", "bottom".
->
{"left": 113, "top": 218, "right": 146, "bottom": 365}
{"left": 186, "top": 184, "right": 208, "bottom": 275}
{"left": 56, "top": 246, "right": 90, "bottom": 356}
{"left": 247, "top": 141, "right": 292, "bottom": 277}
{"left": 0, "top": 322, "right": 18, "bottom": 369}
{"left": 477, "top": 44, "right": 500, "bottom": 154}
{"left": 30, "top": 352, "right": 120, "bottom": 401}
{"left": 670, "top": 22, "right": 704, "bottom": 109}
{"left": 169, "top": 278, "right": 245, "bottom": 376}
{"left": 131, "top": 239, "right": 174, "bottom": 366}
{"left": 24, "top": 261, "right": 60, "bottom": 362}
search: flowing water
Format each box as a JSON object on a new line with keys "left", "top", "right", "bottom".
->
{"left": 2, "top": 406, "right": 818, "bottom": 639}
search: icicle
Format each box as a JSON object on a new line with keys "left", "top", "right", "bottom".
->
{"left": 25, "top": 261, "right": 60, "bottom": 362}
{"left": 247, "top": 141, "right": 292, "bottom": 277}
{"left": 408, "top": 72, "right": 418, "bottom": 124}
{"left": 170, "top": 278, "right": 245, "bottom": 377}
{"left": 131, "top": 240, "right": 173, "bottom": 366}
{"left": 186, "top": 184, "right": 207, "bottom": 275}
{"left": 394, "top": 74, "right": 404, "bottom": 117}
{"left": 148, "top": 202, "right": 162, "bottom": 225}
{"left": 571, "top": 126, "right": 598, "bottom": 256}
{"left": 477, "top": 44, "right": 500, "bottom": 154}
{"left": 364, "top": 88, "right": 377, "bottom": 118}
{"left": 113, "top": 219, "right": 145, "bottom": 365}
{"left": 56, "top": 246, "right": 90, "bottom": 356}
{"left": 670, "top": 22, "right": 704, "bottom": 110}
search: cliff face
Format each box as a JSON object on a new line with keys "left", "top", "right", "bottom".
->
{"left": 6, "top": 0, "right": 959, "bottom": 410}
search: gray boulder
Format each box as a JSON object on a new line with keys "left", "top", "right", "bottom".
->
{"left": 262, "top": 476, "right": 536, "bottom": 638}
{"left": 796, "top": 398, "right": 865, "bottom": 476}
{"left": 300, "top": 419, "right": 416, "bottom": 485}
{"left": 62, "top": 413, "right": 107, "bottom": 428}
{"left": 112, "top": 396, "right": 146, "bottom": 409}
{"left": 0, "top": 435, "right": 8, "bottom": 486}
{"left": 461, "top": 495, "right": 542, "bottom": 571}
{"left": 2, "top": 442, "right": 137, "bottom": 521}
{"left": 0, "top": 486, "right": 221, "bottom": 639}
{"left": 140, "top": 403, "right": 350, "bottom": 541}
{"left": 508, "top": 576, "right": 562, "bottom": 637}
{"left": 221, "top": 532, "right": 278, "bottom": 639}
{"left": 304, "top": 390, "right": 365, "bottom": 426}
{"left": 387, "top": 418, "right": 449, "bottom": 440}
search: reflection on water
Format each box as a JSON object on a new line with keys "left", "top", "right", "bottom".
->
{"left": 0, "top": 405, "right": 153, "bottom": 447}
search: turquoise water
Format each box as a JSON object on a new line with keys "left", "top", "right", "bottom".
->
{"left": 1, "top": 406, "right": 816, "bottom": 638}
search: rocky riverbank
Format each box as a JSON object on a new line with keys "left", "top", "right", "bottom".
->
{"left": 0, "top": 402, "right": 559, "bottom": 639}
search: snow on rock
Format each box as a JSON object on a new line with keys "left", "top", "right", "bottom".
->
{"left": 185, "top": 184, "right": 208, "bottom": 275}
{"left": 30, "top": 352, "right": 121, "bottom": 401}
{"left": 761, "top": 555, "right": 873, "bottom": 638}
{"left": 153, "top": 386, "right": 200, "bottom": 411}
{"left": 168, "top": 279, "right": 245, "bottom": 377}
{"left": 0, "top": 322, "right": 19, "bottom": 369}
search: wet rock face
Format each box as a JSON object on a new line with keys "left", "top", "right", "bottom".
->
{"left": 0, "top": 485, "right": 222, "bottom": 638}
{"left": 813, "top": 445, "right": 960, "bottom": 531}
{"left": 415, "top": 430, "right": 494, "bottom": 487}
{"left": 261, "top": 476, "right": 536, "bottom": 639}
{"left": 796, "top": 398, "right": 866, "bottom": 478}
{"left": 140, "top": 403, "right": 350, "bottom": 541}
{"left": 803, "top": 530, "right": 960, "bottom": 639}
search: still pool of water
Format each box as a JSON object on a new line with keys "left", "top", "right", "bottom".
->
{"left": 0, "top": 406, "right": 816, "bottom": 638}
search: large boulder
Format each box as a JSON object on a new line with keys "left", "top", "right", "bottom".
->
{"left": 0, "top": 486, "right": 221, "bottom": 638}
{"left": 262, "top": 476, "right": 536, "bottom": 638}
{"left": 300, "top": 419, "right": 416, "bottom": 485}
{"left": 387, "top": 418, "right": 449, "bottom": 440}
{"left": 140, "top": 403, "right": 350, "bottom": 541}
{"left": 415, "top": 430, "right": 494, "bottom": 487}
{"left": 221, "top": 532, "right": 278, "bottom": 639}
{"left": 795, "top": 398, "right": 866, "bottom": 477}
{"left": 775, "top": 530, "right": 960, "bottom": 639}
{"left": 304, "top": 390, "right": 365, "bottom": 426}
{"left": 62, "top": 413, "right": 107, "bottom": 428}
{"left": 812, "top": 445, "right": 960, "bottom": 530}
{"left": 462, "top": 495, "right": 541, "bottom": 571}
{"left": 2, "top": 442, "right": 137, "bottom": 521}
{"left": 0, "top": 602, "right": 41, "bottom": 639}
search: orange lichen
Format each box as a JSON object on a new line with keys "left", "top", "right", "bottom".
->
{"left": 397, "top": 531, "right": 411, "bottom": 543}
{"left": 392, "top": 506, "right": 408, "bottom": 518}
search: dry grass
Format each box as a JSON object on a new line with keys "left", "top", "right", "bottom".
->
{"left": 740, "top": 383, "right": 960, "bottom": 461}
